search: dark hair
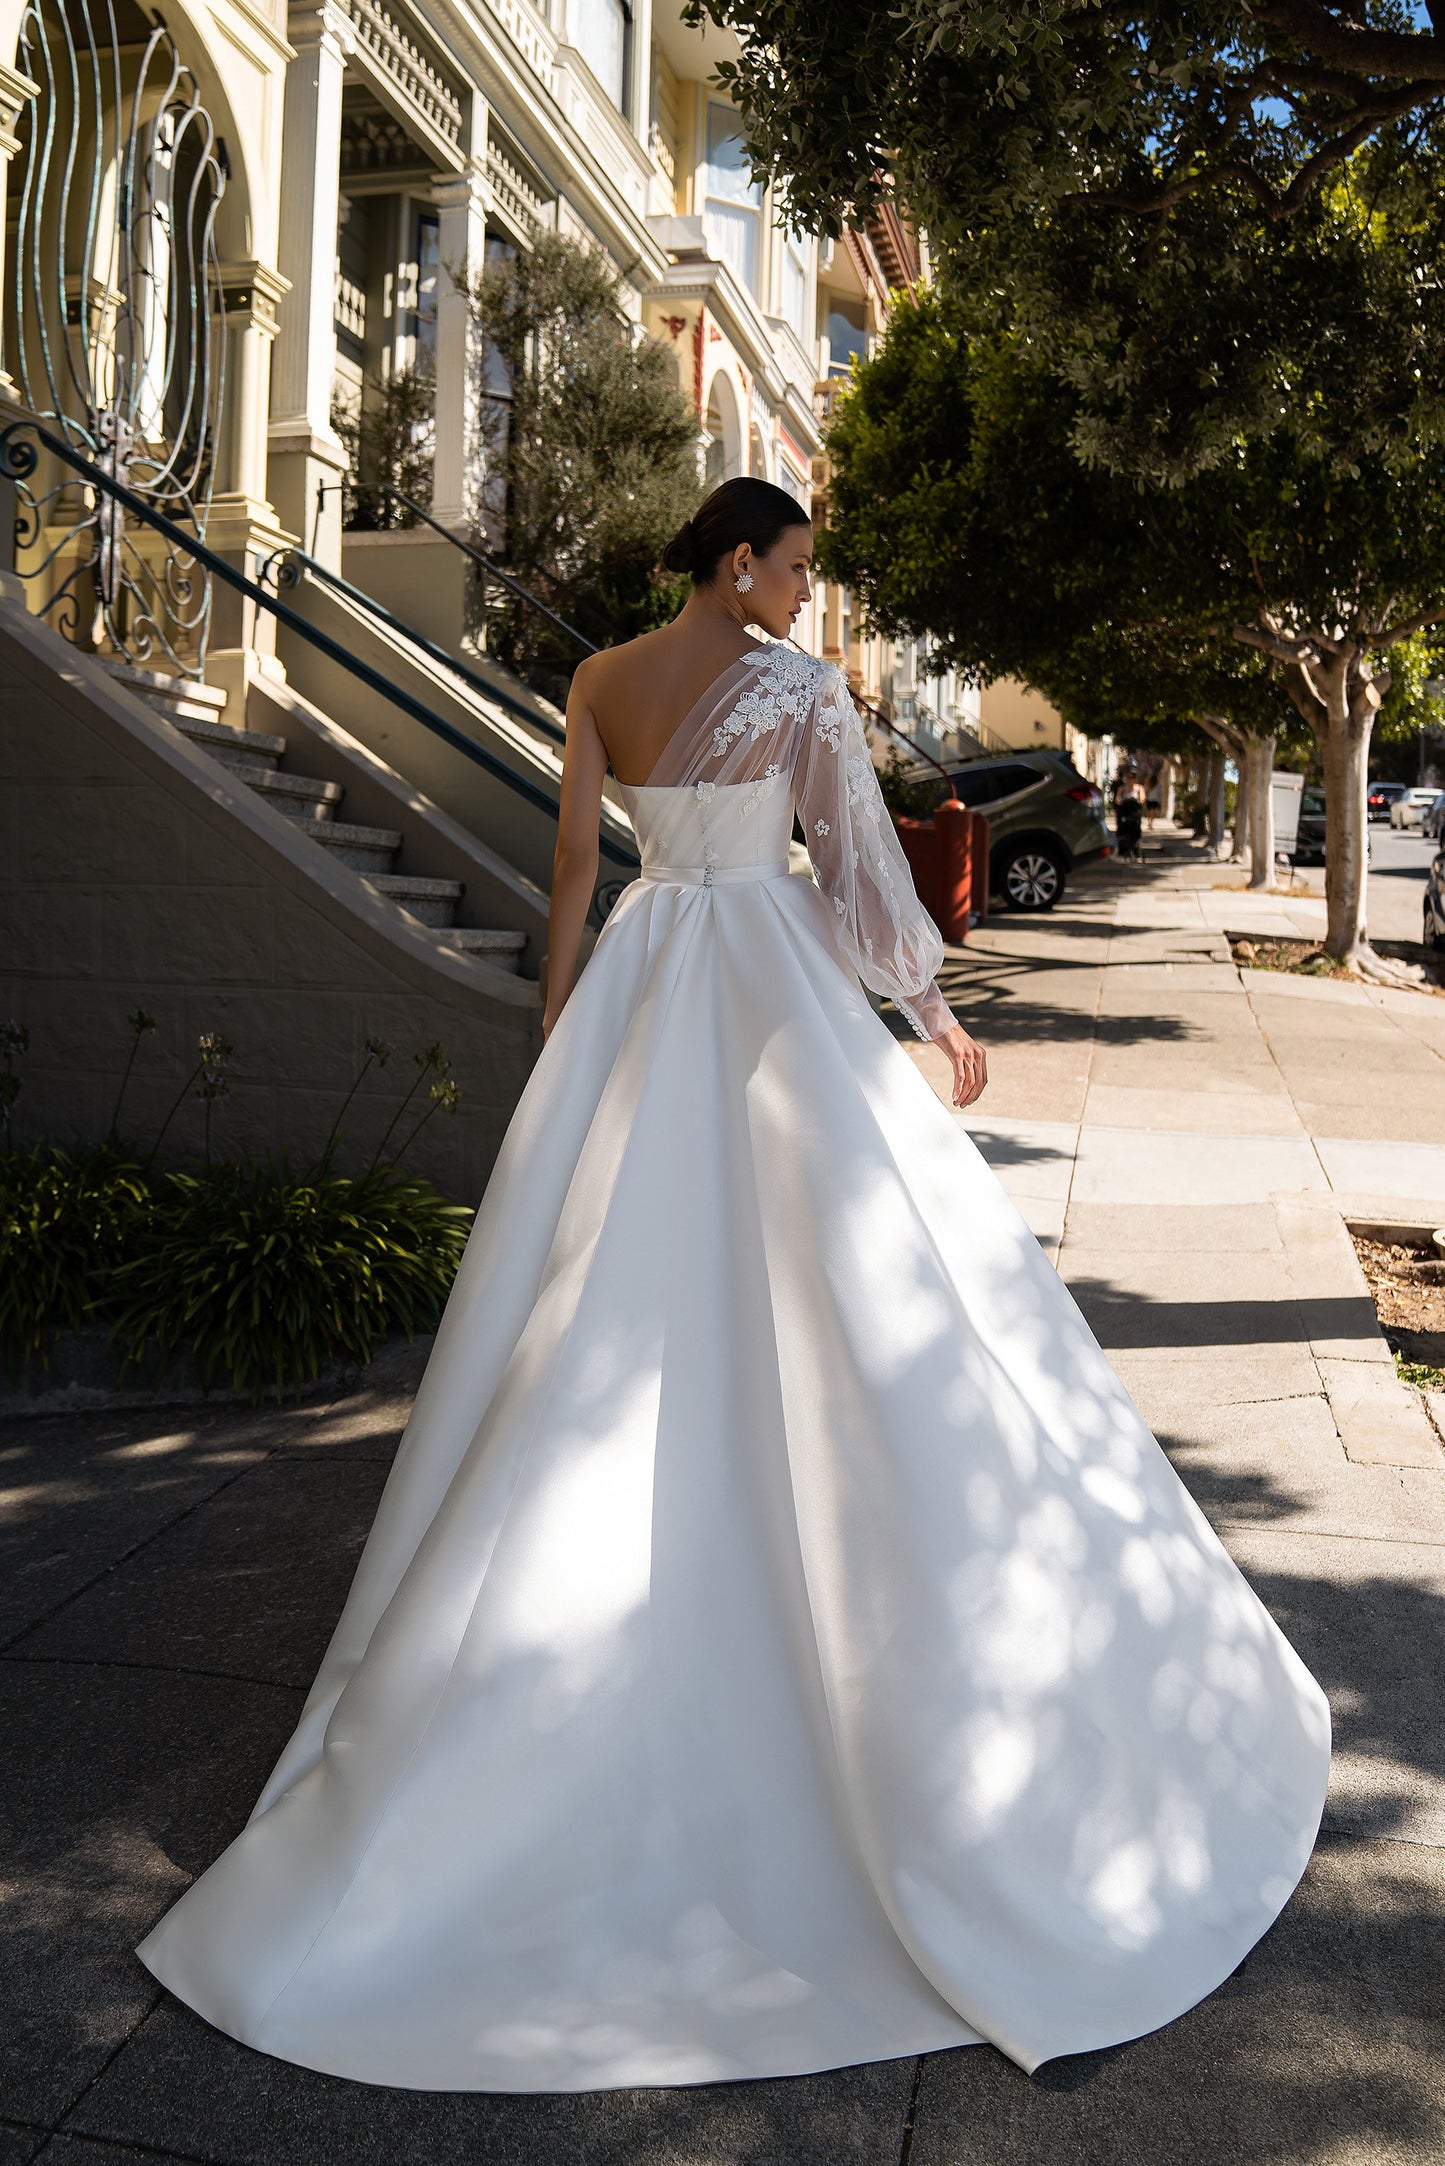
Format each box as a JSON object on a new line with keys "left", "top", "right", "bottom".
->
{"left": 661, "top": 476, "right": 811, "bottom": 583}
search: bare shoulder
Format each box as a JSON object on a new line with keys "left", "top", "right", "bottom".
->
{"left": 575, "top": 627, "right": 675, "bottom": 704}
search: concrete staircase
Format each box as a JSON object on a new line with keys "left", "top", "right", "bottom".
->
{"left": 107, "top": 664, "right": 529, "bottom": 972}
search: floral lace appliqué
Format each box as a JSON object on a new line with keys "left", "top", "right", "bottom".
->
{"left": 711, "top": 646, "right": 822, "bottom": 759}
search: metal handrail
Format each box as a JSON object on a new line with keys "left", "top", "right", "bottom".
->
{"left": 376, "top": 485, "right": 600, "bottom": 657}
{"left": 0, "top": 419, "right": 640, "bottom": 870}
{"left": 852, "top": 687, "right": 960, "bottom": 800}
{"left": 259, "top": 539, "right": 567, "bottom": 750}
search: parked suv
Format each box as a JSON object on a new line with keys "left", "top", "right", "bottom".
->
{"left": 1424, "top": 848, "right": 1445, "bottom": 948}
{"left": 892, "top": 749, "right": 1111, "bottom": 910}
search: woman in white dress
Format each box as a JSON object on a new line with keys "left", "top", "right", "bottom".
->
{"left": 135, "top": 478, "right": 1331, "bottom": 2091}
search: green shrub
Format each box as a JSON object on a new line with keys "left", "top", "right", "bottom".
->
{"left": 876, "top": 742, "right": 950, "bottom": 821}
{"left": 105, "top": 1163, "right": 473, "bottom": 1403}
{"left": 0, "top": 1143, "right": 149, "bottom": 1378}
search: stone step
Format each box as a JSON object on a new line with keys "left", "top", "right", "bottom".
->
{"left": 232, "top": 766, "right": 344, "bottom": 822}
{"left": 437, "top": 926, "right": 528, "bottom": 971}
{"left": 305, "top": 818, "right": 403, "bottom": 873}
{"left": 365, "top": 872, "right": 465, "bottom": 928}
{"left": 106, "top": 660, "right": 230, "bottom": 730}
{"left": 177, "top": 714, "right": 288, "bottom": 771}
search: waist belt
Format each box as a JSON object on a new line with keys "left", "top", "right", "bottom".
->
{"left": 639, "top": 858, "right": 792, "bottom": 888}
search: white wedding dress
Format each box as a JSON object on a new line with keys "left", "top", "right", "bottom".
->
{"left": 136, "top": 643, "right": 1331, "bottom": 2090}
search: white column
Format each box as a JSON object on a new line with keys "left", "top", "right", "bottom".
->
{"left": 429, "top": 146, "right": 489, "bottom": 532}
{"left": 267, "top": 0, "right": 354, "bottom": 564}
{"left": 0, "top": 57, "right": 40, "bottom": 410}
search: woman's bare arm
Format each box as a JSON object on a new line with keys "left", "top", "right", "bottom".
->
{"left": 542, "top": 664, "right": 609, "bottom": 1040}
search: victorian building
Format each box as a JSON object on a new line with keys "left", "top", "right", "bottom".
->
{"left": 0, "top": 0, "right": 982, "bottom": 1184}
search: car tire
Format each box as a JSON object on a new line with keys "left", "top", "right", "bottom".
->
{"left": 995, "top": 841, "right": 1067, "bottom": 911}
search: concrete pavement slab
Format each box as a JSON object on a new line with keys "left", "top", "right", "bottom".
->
{"left": 0, "top": 2128, "right": 46, "bottom": 2166}
{"left": 0, "top": 1659, "right": 298, "bottom": 2128}
{"left": 31, "top": 2139, "right": 206, "bottom": 2165}
{"left": 1058, "top": 1247, "right": 1312, "bottom": 1352}
{"left": 1221, "top": 1529, "right": 1445, "bottom": 1848}
{"left": 65, "top": 2001, "right": 917, "bottom": 2166}
{"left": 0, "top": 1409, "right": 271, "bottom": 1647}
{"left": 1070, "top": 1127, "right": 1327, "bottom": 1206}
{"left": 908, "top": 1835, "right": 1445, "bottom": 2166}
{"left": 1108, "top": 1342, "right": 1331, "bottom": 1412}
{"left": 1156, "top": 1390, "right": 1445, "bottom": 1547}
{"left": 1060, "top": 1203, "right": 1286, "bottom": 1252}
{"left": 1238, "top": 967, "right": 1374, "bottom": 1006}
{"left": 1314, "top": 1361, "right": 1445, "bottom": 1469}
{"left": 1315, "top": 1136, "right": 1445, "bottom": 1201}
{"left": 1080, "top": 1084, "right": 1304, "bottom": 1134}
{"left": 11, "top": 1454, "right": 394, "bottom": 1689}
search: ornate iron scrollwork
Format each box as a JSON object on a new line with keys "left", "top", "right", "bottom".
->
{"left": 7, "top": 0, "right": 228, "bottom": 677}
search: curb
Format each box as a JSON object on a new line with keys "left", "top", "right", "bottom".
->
{"left": 1274, "top": 1193, "right": 1445, "bottom": 1469}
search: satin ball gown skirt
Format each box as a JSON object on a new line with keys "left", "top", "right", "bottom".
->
{"left": 135, "top": 780, "right": 1331, "bottom": 2092}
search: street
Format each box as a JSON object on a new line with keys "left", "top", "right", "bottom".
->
{"left": 1287, "top": 819, "right": 1438, "bottom": 945}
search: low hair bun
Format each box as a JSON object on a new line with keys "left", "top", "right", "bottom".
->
{"left": 659, "top": 478, "right": 811, "bottom": 587}
{"left": 661, "top": 518, "right": 698, "bottom": 577}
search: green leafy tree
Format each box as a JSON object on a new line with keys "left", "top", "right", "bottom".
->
{"left": 820, "top": 285, "right": 1445, "bottom": 957}
{"left": 462, "top": 232, "right": 699, "bottom": 691}
{"left": 332, "top": 362, "right": 436, "bottom": 532}
{"left": 686, "top": 0, "right": 1445, "bottom": 236}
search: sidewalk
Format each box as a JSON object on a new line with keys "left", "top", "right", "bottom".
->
{"left": 1, "top": 837, "right": 1441, "bottom": 2166}
{"left": 903, "top": 833, "right": 1445, "bottom": 2161}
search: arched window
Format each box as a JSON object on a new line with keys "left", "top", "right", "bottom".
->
{"left": 703, "top": 372, "right": 742, "bottom": 486}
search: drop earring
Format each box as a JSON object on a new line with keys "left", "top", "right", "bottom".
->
{"left": 735, "top": 568, "right": 754, "bottom": 594}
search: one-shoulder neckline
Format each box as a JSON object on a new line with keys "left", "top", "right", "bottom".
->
{"left": 605, "top": 644, "right": 777, "bottom": 787}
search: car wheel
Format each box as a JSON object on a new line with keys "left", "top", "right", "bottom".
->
{"left": 998, "top": 843, "right": 1066, "bottom": 911}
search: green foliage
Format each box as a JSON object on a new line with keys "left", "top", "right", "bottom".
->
{"left": 0, "top": 1026, "right": 473, "bottom": 1398}
{"left": 0, "top": 1143, "right": 149, "bottom": 1379}
{"left": 332, "top": 362, "right": 436, "bottom": 531}
{"left": 463, "top": 232, "right": 700, "bottom": 688}
{"left": 686, "top": 2, "right": 1445, "bottom": 263}
{"left": 876, "top": 743, "right": 949, "bottom": 820}
{"left": 819, "top": 283, "right": 1445, "bottom": 764}
{"left": 106, "top": 1164, "right": 472, "bottom": 1404}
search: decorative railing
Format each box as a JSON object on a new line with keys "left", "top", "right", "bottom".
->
{"left": 648, "top": 122, "right": 676, "bottom": 190}
{"left": 484, "top": 0, "right": 555, "bottom": 80}
{"left": 0, "top": 418, "right": 641, "bottom": 883}
{"left": 486, "top": 139, "right": 550, "bottom": 237}
{"left": 335, "top": 0, "right": 463, "bottom": 152}
{"left": 335, "top": 271, "right": 368, "bottom": 342}
{"left": 8, "top": 0, "right": 228, "bottom": 679}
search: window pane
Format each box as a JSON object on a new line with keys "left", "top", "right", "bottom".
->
{"left": 827, "top": 304, "right": 867, "bottom": 376}
{"left": 413, "top": 210, "right": 439, "bottom": 365}
{"left": 573, "top": 0, "right": 626, "bottom": 107}
{"left": 706, "top": 106, "right": 761, "bottom": 205}
{"left": 703, "top": 198, "right": 758, "bottom": 291}
{"left": 781, "top": 241, "right": 808, "bottom": 345}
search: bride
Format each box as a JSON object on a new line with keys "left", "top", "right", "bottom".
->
{"left": 136, "top": 477, "right": 1330, "bottom": 2091}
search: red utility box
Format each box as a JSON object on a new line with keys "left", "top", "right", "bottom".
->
{"left": 894, "top": 802, "right": 989, "bottom": 941}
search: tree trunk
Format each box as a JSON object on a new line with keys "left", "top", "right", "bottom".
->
{"left": 1320, "top": 700, "right": 1372, "bottom": 963}
{"left": 1207, "top": 752, "right": 1227, "bottom": 855}
{"left": 1246, "top": 735, "right": 1277, "bottom": 889}
{"left": 1231, "top": 736, "right": 1257, "bottom": 867}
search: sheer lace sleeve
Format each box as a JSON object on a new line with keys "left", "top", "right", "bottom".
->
{"left": 795, "top": 663, "right": 960, "bottom": 1044}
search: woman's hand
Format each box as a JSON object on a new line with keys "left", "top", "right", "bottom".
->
{"left": 940, "top": 1022, "right": 988, "bottom": 1108}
